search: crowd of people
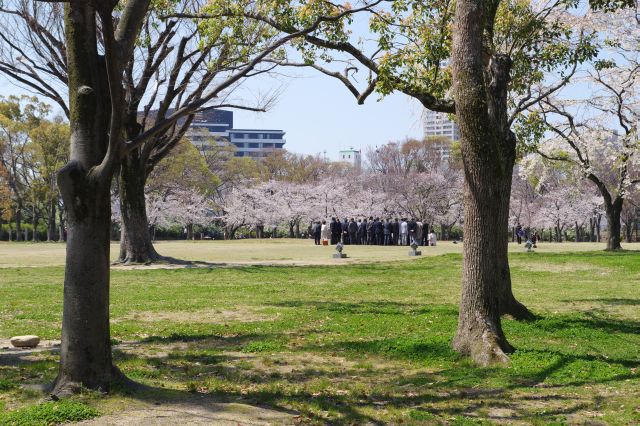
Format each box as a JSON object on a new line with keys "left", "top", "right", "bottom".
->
{"left": 311, "top": 217, "right": 437, "bottom": 247}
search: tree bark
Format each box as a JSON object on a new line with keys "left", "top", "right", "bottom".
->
{"left": 15, "top": 205, "right": 22, "bottom": 241}
{"left": 117, "top": 153, "right": 160, "bottom": 264}
{"left": 52, "top": 2, "right": 128, "bottom": 395}
{"left": 54, "top": 162, "right": 117, "bottom": 394}
{"left": 605, "top": 198, "right": 623, "bottom": 250}
{"left": 450, "top": 0, "right": 522, "bottom": 365}
{"left": 47, "top": 199, "right": 57, "bottom": 241}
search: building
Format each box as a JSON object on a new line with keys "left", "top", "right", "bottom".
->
{"left": 338, "top": 147, "right": 362, "bottom": 170}
{"left": 423, "top": 109, "right": 460, "bottom": 163}
{"left": 184, "top": 109, "right": 286, "bottom": 158}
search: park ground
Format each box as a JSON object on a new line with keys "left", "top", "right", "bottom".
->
{"left": 0, "top": 239, "right": 639, "bottom": 424}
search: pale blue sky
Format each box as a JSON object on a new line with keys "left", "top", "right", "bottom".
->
{"left": 227, "top": 71, "right": 424, "bottom": 160}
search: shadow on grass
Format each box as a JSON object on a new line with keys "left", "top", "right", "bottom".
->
{"left": 269, "top": 300, "right": 458, "bottom": 316}
{"left": 564, "top": 298, "right": 640, "bottom": 306}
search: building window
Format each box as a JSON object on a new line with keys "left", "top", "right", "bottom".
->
{"left": 249, "top": 143, "right": 259, "bottom": 148}
{"left": 234, "top": 151, "right": 244, "bottom": 157}
{"left": 275, "top": 143, "right": 284, "bottom": 148}
{"left": 234, "top": 142, "right": 245, "bottom": 148}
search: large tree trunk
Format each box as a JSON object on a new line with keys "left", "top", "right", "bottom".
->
{"left": 52, "top": 2, "right": 126, "bottom": 395}
{"left": 117, "top": 154, "right": 160, "bottom": 264}
{"left": 605, "top": 198, "right": 623, "bottom": 250}
{"left": 450, "top": 0, "right": 528, "bottom": 364}
{"left": 54, "top": 162, "right": 116, "bottom": 394}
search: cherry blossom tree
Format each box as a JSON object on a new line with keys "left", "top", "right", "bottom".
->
{"left": 533, "top": 6, "right": 640, "bottom": 250}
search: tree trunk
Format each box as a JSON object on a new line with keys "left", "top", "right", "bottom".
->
{"left": 15, "top": 205, "right": 22, "bottom": 241}
{"left": 450, "top": 0, "right": 522, "bottom": 365}
{"left": 53, "top": 162, "right": 116, "bottom": 395}
{"left": 117, "top": 154, "right": 160, "bottom": 264}
{"left": 52, "top": 2, "right": 125, "bottom": 395}
{"left": 605, "top": 198, "right": 623, "bottom": 250}
{"left": 47, "top": 199, "right": 57, "bottom": 241}
{"left": 31, "top": 206, "right": 38, "bottom": 242}
{"left": 186, "top": 223, "right": 194, "bottom": 240}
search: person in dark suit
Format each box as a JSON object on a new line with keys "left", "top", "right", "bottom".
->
{"left": 330, "top": 217, "right": 340, "bottom": 244}
{"left": 366, "top": 216, "right": 375, "bottom": 245}
{"left": 312, "top": 221, "right": 322, "bottom": 245}
{"left": 341, "top": 218, "right": 350, "bottom": 244}
{"left": 392, "top": 218, "right": 400, "bottom": 245}
{"left": 408, "top": 218, "right": 418, "bottom": 245}
{"left": 374, "top": 217, "right": 384, "bottom": 245}
{"left": 383, "top": 219, "right": 392, "bottom": 245}
{"left": 348, "top": 218, "right": 358, "bottom": 245}
{"left": 358, "top": 219, "right": 367, "bottom": 245}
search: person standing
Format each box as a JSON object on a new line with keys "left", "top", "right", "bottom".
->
{"left": 416, "top": 220, "right": 424, "bottom": 246}
{"left": 408, "top": 218, "right": 418, "bottom": 245}
{"left": 383, "top": 219, "right": 392, "bottom": 245}
{"left": 400, "top": 219, "right": 408, "bottom": 246}
{"left": 348, "top": 218, "right": 358, "bottom": 245}
{"left": 428, "top": 229, "right": 437, "bottom": 246}
{"left": 515, "top": 224, "right": 523, "bottom": 244}
{"left": 358, "top": 218, "right": 367, "bottom": 245}
{"left": 341, "top": 218, "right": 350, "bottom": 244}
{"left": 330, "top": 217, "right": 340, "bottom": 245}
{"left": 321, "top": 220, "right": 330, "bottom": 245}
{"left": 392, "top": 218, "right": 400, "bottom": 245}
{"left": 366, "top": 216, "right": 375, "bottom": 245}
{"left": 312, "top": 221, "right": 322, "bottom": 245}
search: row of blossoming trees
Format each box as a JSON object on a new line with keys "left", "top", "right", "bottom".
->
{"left": 115, "top": 132, "right": 638, "bottom": 246}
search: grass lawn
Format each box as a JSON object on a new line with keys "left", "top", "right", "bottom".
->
{"left": 0, "top": 241, "right": 639, "bottom": 424}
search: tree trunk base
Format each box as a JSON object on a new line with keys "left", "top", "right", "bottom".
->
{"left": 115, "top": 249, "right": 163, "bottom": 265}
{"left": 453, "top": 316, "right": 513, "bottom": 367}
{"left": 500, "top": 296, "right": 536, "bottom": 321}
{"left": 51, "top": 365, "right": 130, "bottom": 397}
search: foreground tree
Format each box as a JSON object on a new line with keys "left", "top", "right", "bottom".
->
{"left": 7, "top": 0, "right": 377, "bottom": 394}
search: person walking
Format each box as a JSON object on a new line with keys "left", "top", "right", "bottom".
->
{"left": 408, "top": 218, "right": 417, "bottom": 245}
{"left": 515, "top": 224, "right": 523, "bottom": 244}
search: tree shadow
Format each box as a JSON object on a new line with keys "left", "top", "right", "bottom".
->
{"left": 564, "top": 298, "right": 640, "bottom": 306}
{"left": 269, "top": 299, "right": 458, "bottom": 316}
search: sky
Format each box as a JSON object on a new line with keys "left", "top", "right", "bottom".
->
{"left": 0, "top": 69, "right": 425, "bottom": 163}
{"left": 231, "top": 71, "right": 425, "bottom": 160}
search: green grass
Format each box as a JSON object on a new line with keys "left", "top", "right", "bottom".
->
{"left": 0, "top": 400, "right": 99, "bottom": 425}
{"left": 0, "top": 247, "right": 639, "bottom": 424}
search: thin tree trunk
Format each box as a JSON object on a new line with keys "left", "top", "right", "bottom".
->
{"left": 605, "top": 199, "right": 623, "bottom": 250}
{"left": 15, "top": 205, "right": 22, "bottom": 241}
{"left": 47, "top": 200, "right": 57, "bottom": 241}
{"left": 117, "top": 154, "right": 160, "bottom": 264}
{"left": 32, "top": 206, "right": 38, "bottom": 242}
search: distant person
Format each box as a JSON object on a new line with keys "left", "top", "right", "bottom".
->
{"left": 400, "top": 219, "right": 409, "bottom": 246}
{"left": 408, "top": 218, "right": 417, "bottom": 244}
{"left": 366, "top": 216, "right": 375, "bottom": 245}
{"left": 416, "top": 220, "right": 424, "bottom": 245}
{"left": 348, "top": 218, "right": 358, "bottom": 245}
{"left": 321, "top": 220, "right": 330, "bottom": 245}
{"left": 428, "top": 230, "right": 437, "bottom": 247}
{"left": 392, "top": 218, "right": 400, "bottom": 245}
{"left": 383, "top": 219, "right": 392, "bottom": 245}
{"left": 330, "top": 217, "right": 340, "bottom": 245}
{"left": 312, "top": 221, "right": 322, "bottom": 245}
{"left": 342, "top": 218, "right": 350, "bottom": 244}
{"left": 358, "top": 218, "right": 367, "bottom": 245}
{"left": 515, "top": 224, "right": 523, "bottom": 244}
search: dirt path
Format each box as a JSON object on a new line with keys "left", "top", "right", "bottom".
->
{"left": 76, "top": 401, "right": 297, "bottom": 425}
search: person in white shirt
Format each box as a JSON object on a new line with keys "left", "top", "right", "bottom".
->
{"left": 400, "top": 219, "right": 408, "bottom": 246}
{"left": 428, "top": 230, "right": 437, "bottom": 246}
